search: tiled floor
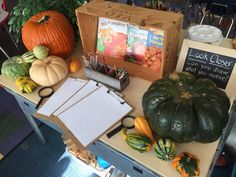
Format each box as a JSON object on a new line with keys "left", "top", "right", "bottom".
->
{"left": 0, "top": 124, "right": 99, "bottom": 177}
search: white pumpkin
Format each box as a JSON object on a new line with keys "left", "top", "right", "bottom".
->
{"left": 29, "top": 56, "right": 68, "bottom": 86}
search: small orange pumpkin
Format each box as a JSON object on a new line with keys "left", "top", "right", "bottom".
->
{"left": 22, "top": 10, "right": 75, "bottom": 58}
{"left": 69, "top": 58, "right": 81, "bottom": 73}
{"left": 172, "top": 152, "right": 200, "bottom": 177}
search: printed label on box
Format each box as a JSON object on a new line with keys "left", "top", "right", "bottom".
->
{"left": 143, "top": 30, "right": 164, "bottom": 72}
{"left": 125, "top": 25, "right": 149, "bottom": 65}
{"left": 96, "top": 17, "right": 128, "bottom": 59}
{"left": 146, "top": 29, "right": 164, "bottom": 48}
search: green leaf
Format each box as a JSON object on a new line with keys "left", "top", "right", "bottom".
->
{"left": 22, "top": 8, "right": 30, "bottom": 16}
{"left": 21, "top": 18, "right": 28, "bottom": 26}
{"left": 8, "top": 0, "right": 86, "bottom": 41}
{"left": 9, "top": 26, "right": 12, "bottom": 33}
{"left": 8, "top": 17, "right": 16, "bottom": 25}
{"left": 13, "top": 9, "right": 21, "bottom": 16}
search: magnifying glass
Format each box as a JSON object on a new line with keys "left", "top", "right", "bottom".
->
{"left": 35, "top": 86, "right": 54, "bottom": 109}
{"left": 106, "top": 115, "right": 135, "bottom": 138}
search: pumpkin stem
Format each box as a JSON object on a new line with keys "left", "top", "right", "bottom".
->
{"left": 38, "top": 15, "right": 50, "bottom": 24}
{"left": 169, "top": 72, "right": 179, "bottom": 81}
{"left": 16, "top": 57, "right": 24, "bottom": 63}
{"left": 186, "top": 157, "right": 191, "bottom": 163}
{"left": 181, "top": 92, "right": 192, "bottom": 99}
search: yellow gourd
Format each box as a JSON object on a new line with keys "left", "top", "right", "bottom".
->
{"left": 134, "top": 116, "right": 156, "bottom": 143}
{"left": 15, "top": 77, "right": 38, "bottom": 94}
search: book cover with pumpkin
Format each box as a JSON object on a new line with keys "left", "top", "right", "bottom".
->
{"left": 96, "top": 18, "right": 128, "bottom": 59}
{"left": 125, "top": 25, "right": 149, "bottom": 65}
{"left": 143, "top": 29, "right": 165, "bottom": 72}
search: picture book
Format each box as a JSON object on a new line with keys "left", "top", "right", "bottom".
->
{"left": 144, "top": 29, "right": 165, "bottom": 72}
{"left": 125, "top": 25, "right": 149, "bottom": 65}
{"left": 96, "top": 17, "right": 128, "bottom": 59}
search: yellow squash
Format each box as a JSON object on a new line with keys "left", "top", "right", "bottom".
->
{"left": 134, "top": 116, "right": 156, "bottom": 143}
{"left": 15, "top": 77, "right": 38, "bottom": 94}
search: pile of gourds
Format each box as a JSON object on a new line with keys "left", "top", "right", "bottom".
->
{"left": 1, "top": 44, "right": 69, "bottom": 93}
{"left": 122, "top": 115, "right": 200, "bottom": 177}
{"left": 1, "top": 10, "right": 82, "bottom": 94}
{"left": 121, "top": 71, "right": 230, "bottom": 177}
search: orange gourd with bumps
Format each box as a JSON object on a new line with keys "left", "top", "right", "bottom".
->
{"left": 172, "top": 152, "right": 200, "bottom": 177}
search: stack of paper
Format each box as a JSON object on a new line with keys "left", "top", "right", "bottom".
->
{"left": 35, "top": 77, "right": 133, "bottom": 148}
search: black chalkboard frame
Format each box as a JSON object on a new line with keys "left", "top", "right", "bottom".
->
{"left": 176, "top": 39, "right": 236, "bottom": 104}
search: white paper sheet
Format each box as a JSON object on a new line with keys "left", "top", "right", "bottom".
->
{"left": 37, "top": 78, "right": 87, "bottom": 116}
{"left": 54, "top": 80, "right": 102, "bottom": 115}
{"left": 57, "top": 86, "right": 133, "bottom": 146}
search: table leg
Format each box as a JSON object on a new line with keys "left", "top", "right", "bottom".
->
{"left": 23, "top": 111, "right": 46, "bottom": 144}
{"left": 14, "top": 97, "right": 46, "bottom": 144}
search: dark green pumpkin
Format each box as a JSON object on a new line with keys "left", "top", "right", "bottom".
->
{"left": 142, "top": 72, "right": 230, "bottom": 143}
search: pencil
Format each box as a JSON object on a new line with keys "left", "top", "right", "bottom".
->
{"left": 107, "top": 66, "right": 116, "bottom": 76}
{"left": 102, "top": 56, "right": 108, "bottom": 74}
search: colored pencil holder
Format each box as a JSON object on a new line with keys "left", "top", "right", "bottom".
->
{"left": 84, "top": 65, "right": 129, "bottom": 92}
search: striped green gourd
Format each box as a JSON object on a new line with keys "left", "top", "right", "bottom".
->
{"left": 153, "top": 138, "right": 177, "bottom": 161}
{"left": 17, "top": 51, "right": 37, "bottom": 63}
{"left": 121, "top": 128, "right": 151, "bottom": 152}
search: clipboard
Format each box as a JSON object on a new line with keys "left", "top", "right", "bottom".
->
{"left": 52, "top": 85, "right": 133, "bottom": 149}
{"left": 54, "top": 80, "right": 102, "bottom": 116}
{"left": 35, "top": 77, "right": 87, "bottom": 120}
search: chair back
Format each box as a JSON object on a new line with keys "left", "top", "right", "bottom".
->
{"left": 206, "top": 0, "right": 235, "bottom": 16}
{"left": 200, "top": 0, "right": 235, "bottom": 38}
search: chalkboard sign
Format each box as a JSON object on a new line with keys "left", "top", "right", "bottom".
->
{"left": 177, "top": 39, "right": 236, "bottom": 103}
{"left": 183, "top": 48, "right": 236, "bottom": 89}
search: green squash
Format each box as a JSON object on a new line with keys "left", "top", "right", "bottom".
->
{"left": 142, "top": 72, "right": 230, "bottom": 143}
{"left": 1, "top": 56, "right": 30, "bottom": 81}
{"left": 21, "top": 51, "right": 37, "bottom": 63}
{"left": 121, "top": 128, "right": 151, "bottom": 152}
{"left": 33, "top": 45, "right": 49, "bottom": 59}
{"left": 153, "top": 138, "right": 177, "bottom": 161}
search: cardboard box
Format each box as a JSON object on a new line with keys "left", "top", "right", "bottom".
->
{"left": 76, "top": 1, "right": 183, "bottom": 81}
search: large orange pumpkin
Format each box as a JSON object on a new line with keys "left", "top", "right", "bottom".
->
{"left": 22, "top": 10, "right": 75, "bottom": 58}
